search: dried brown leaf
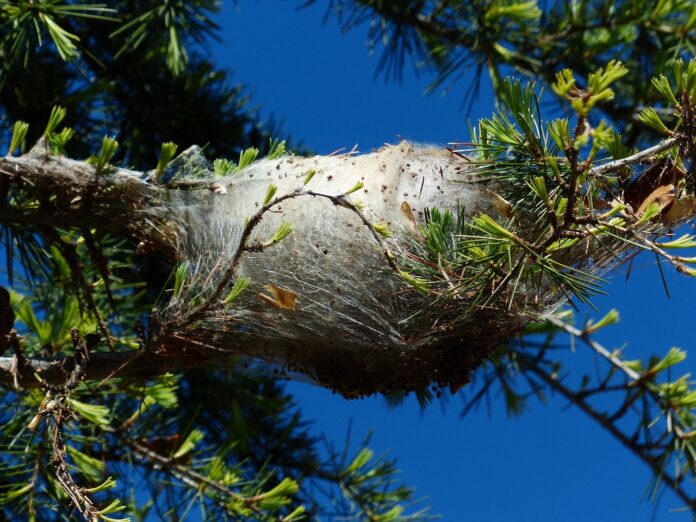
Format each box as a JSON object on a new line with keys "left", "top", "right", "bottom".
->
{"left": 259, "top": 283, "right": 297, "bottom": 310}
{"left": 624, "top": 158, "right": 685, "bottom": 211}
{"left": 663, "top": 197, "right": 696, "bottom": 224}
{"left": 483, "top": 189, "right": 514, "bottom": 218}
{"left": 636, "top": 184, "right": 674, "bottom": 215}
{"left": 400, "top": 201, "right": 423, "bottom": 240}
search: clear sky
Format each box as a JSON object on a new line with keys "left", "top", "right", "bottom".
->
{"left": 212, "top": 3, "right": 693, "bottom": 520}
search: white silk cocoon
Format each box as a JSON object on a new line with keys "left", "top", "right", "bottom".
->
{"left": 161, "top": 143, "right": 541, "bottom": 394}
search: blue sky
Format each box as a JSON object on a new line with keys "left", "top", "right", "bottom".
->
{"left": 212, "top": 3, "right": 693, "bottom": 520}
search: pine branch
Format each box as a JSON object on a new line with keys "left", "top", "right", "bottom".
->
{"left": 519, "top": 351, "right": 696, "bottom": 510}
{"left": 128, "top": 440, "right": 280, "bottom": 520}
{"left": 0, "top": 344, "right": 218, "bottom": 389}
{"left": 588, "top": 138, "right": 679, "bottom": 176}
{"left": 0, "top": 150, "right": 175, "bottom": 256}
{"left": 0, "top": 121, "right": 693, "bottom": 395}
{"left": 327, "top": 0, "right": 694, "bottom": 132}
{"left": 544, "top": 315, "right": 642, "bottom": 380}
{"left": 511, "top": 311, "right": 696, "bottom": 511}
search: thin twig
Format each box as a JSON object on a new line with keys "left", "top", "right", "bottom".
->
{"left": 129, "top": 440, "right": 282, "bottom": 520}
{"left": 589, "top": 138, "right": 678, "bottom": 176}
{"left": 544, "top": 315, "right": 641, "bottom": 380}
{"left": 520, "top": 353, "right": 695, "bottom": 510}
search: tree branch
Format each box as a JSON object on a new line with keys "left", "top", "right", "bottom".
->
{"left": 0, "top": 340, "right": 227, "bottom": 389}
{"left": 0, "top": 151, "right": 176, "bottom": 256}
{"left": 519, "top": 352, "right": 696, "bottom": 510}
{"left": 589, "top": 138, "right": 679, "bottom": 176}
{"left": 544, "top": 315, "right": 642, "bottom": 381}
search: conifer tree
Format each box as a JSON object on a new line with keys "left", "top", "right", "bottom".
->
{"left": 0, "top": 1, "right": 694, "bottom": 520}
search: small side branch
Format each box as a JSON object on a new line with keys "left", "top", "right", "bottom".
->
{"left": 520, "top": 353, "right": 695, "bottom": 510}
{"left": 545, "top": 315, "right": 642, "bottom": 381}
{"left": 589, "top": 138, "right": 678, "bottom": 176}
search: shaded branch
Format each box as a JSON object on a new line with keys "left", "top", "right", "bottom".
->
{"left": 128, "top": 440, "right": 276, "bottom": 520}
{"left": 0, "top": 339, "right": 229, "bottom": 389}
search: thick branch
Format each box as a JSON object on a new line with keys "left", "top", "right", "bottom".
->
{"left": 0, "top": 339, "right": 225, "bottom": 389}
{"left": 0, "top": 151, "right": 176, "bottom": 255}
{"left": 0, "top": 136, "right": 691, "bottom": 397}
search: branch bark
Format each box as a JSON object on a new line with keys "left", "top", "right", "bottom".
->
{"left": 0, "top": 348, "right": 194, "bottom": 389}
{"left": 0, "top": 148, "right": 176, "bottom": 256}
